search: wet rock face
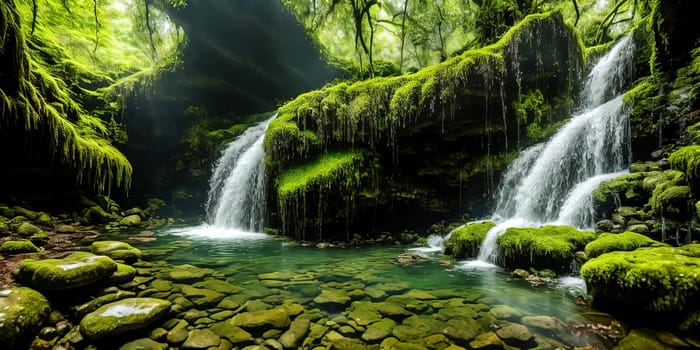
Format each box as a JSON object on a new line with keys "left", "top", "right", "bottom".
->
{"left": 0, "top": 286, "right": 51, "bottom": 349}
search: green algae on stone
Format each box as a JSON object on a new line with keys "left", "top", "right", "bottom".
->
{"left": 0, "top": 286, "right": 51, "bottom": 349}
{"left": 92, "top": 241, "right": 142, "bottom": 263}
{"left": 584, "top": 231, "right": 667, "bottom": 258}
{"left": 17, "top": 222, "right": 42, "bottom": 237}
{"left": 277, "top": 150, "right": 364, "bottom": 197}
{"left": 581, "top": 244, "right": 700, "bottom": 313}
{"left": 0, "top": 239, "right": 39, "bottom": 255}
{"left": 16, "top": 252, "right": 118, "bottom": 291}
{"left": 110, "top": 263, "right": 137, "bottom": 285}
{"left": 497, "top": 225, "right": 597, "bottom": 272}
{"left": 445, "top": 221, "right": 496, "bottom": 259}
{"left": 79, "top": 298, "right": 172, "bottom": 339}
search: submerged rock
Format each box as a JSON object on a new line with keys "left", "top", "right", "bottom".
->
{"left": 15, "top": 252, "right": 118, "bottom": 291}
{"left": 182, "top": 329, "right": 221, "bottom": 349}
{"left": 0, "top": 287, "right": 51, "bottom": 349}
{"left": 79, "top": 298, "right": 171, "bottom": 339}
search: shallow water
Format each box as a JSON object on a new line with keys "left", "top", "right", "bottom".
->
{"left": 97, "top": 225, "right": 629, "bottom": 348}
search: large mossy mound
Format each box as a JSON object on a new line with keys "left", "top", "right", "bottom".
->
{"left": 497, "top": 225, "right": 596, "bottom": 272}
{"left": 15, "top": 252, "right": 118, "bottom": 291}
{"left": 444, "top": 221, "right": 496, "bottom": 259}
{"left": 584, "top": 231, "right": 667, "bottom": 258}
{"left": 266, "top": 12, "right": 585, "bottom": 239}
{"left": 581, "top": 244, "right": 700, "bottom": 329}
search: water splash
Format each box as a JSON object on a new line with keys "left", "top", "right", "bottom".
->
{"left": 205, "top": 114, "right": 276, "bottom": 231}
{"left": 476, "top": 36, "right": 635, "bottom": 263}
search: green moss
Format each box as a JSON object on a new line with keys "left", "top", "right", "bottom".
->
{"left": 581, "top": 244, "right": 700, "bottom": 313}
{"left": 497, "top": 225, "right": 597, "bottom": 272}
{"left": 91, "top": 241, "right": 141, "bottom": 264}
{"left": 669, "top": 146, "right": 700, "bottom": 180}
{"left": 0, "top": 286, "right": 51, "bottom": 348}
{"left": 16, "top": 252, "right": 118, "bottom": 291}
{"left": 584, "top": 232, "right": 667, "bottom": 258}
{"left": 648, "top": 170, "right": 691, "bottom": 218}
{"left": 277, "top": 150, "right": 364, "bottom": 198}
{"left": 0, "top": 239, "right": 39, "bottom": 255}
{"left": 445, "top": 221, "right": 496, "bottom": 259}
{"left": 592, "top": 173, "right": 643, "bottom": 203}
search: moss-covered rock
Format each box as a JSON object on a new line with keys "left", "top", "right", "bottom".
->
{"left": 110, "top": 263, "right": 137, "bottom": 284}
{"left": 648, "top": 170, "right": 692, "bottom": 220}
{"left": 16, "top": 252, "right": 118, "bottom": 291}
{"left": 496, "top": 225, "right": 597, "bottom": 272}
{"left": 28, "top": 232, "right": 50, "bottom": 247}
{"left": 17, "top": 222, "right": 42, "bottom": 237}
{"left": 584, "top": 232, "right": 667, "bottom": 258}
{"left": 0, "top": 286, "right": 51, "bottom": 349}
{"left": 444, "top": 221, "right": 496, "bottom": 259}
{"left": 119, "top": 214, "right": 142, "bottom": 227}
{"left": 79, "top": 298, "right": 171, "bottom": 339}
{"left": 581, "top": 244, "right": 700, "bottom": 314}
{"left": 91, "top": 241, "right": 142, "bottom": 263}
{"left": 0, "top": 239, "right": 39, "bottom": 255}
{"left": 265, "top": 12, "right": 585, "bottom": 239}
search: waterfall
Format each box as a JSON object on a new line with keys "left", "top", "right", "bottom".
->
{"left": 476, "top": 36, "right": 635, "bottom": 263}
{"left": 205, "top": 114, "right": 276, "bottom": 231}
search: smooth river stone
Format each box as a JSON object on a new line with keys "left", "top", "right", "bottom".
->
{"left": 16, "top": 252, "right": 117, "bottom": 291}
{"left": 231, "top": 307, "right": 291, "bottom": 329}
{"left": 361, "top": 318, "right": 396, "bottom": 342}
{"left": 79, "top": 298, "right": 171, "bottom": 339}
{"left": 182, "top": 329, "right": 221, "bottom": 349}
{"left": 313, "top": 289, "right": 351, "bottom": 306}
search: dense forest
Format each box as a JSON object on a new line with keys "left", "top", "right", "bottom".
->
{"left": 2, "top": 0, "right": 700, "bottom": 349}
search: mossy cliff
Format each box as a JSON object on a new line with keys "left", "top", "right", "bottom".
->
{"left": 265, "top": 12, "right": 585, "bottom": 240}
{"left": 0, "top": 0, "right": 182, "bottom": 201}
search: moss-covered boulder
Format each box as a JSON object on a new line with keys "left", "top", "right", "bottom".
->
{"left": 15, "top": 252, "right": 118, "bottom": 291}
{"left": 581, "top": 244, "right": 700, "bottom": 317}
{"left": 119, "top": 214, "right": 142, "bottom": 227}
{"left": 17, "top": 222, "right": 42, "bottom": 237}
{"left": 79, "top": 298, "right": 171, "bottom": 339}
{"left": 444, "top": 221, "right": 495, "bottom": 259}
{"left": 584, "top": 231, "right": 667, "bottom": 258}
{"left": 91, "top": 241, "right": 142, "bottom": 263}
{"left": 0, "top": 287, "right": 51, "bottom": 349}
{"left": 0, "top": 239, "right": 39, "bottom": 255}
{"left": 496, "top": 225, "right": 597, "bottom": 272}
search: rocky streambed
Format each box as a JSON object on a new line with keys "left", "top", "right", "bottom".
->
{"left": 2, "top": 223, "right": 698, "bottom": 349}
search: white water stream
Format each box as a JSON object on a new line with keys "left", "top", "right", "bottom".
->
{"left": 204, "top": 114, "right": 276, "bottom": 233}
{"left": 471, "top": 36, "right": 636, "bottom": 264}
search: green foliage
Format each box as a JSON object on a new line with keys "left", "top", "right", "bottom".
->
{"left": 581, "top": 244, "right": 700, "bottom": 313}
{"left": 497, "top": 225, "right": 597, "bottom": 271}
{"left": 445, "top": 221, "right": 496, "bottom": 259}
{"left": 0, "top": 0, "right": 184, "bottom": 193}
{"left": 584, "top": 231, "right": 666, "bottom": 258}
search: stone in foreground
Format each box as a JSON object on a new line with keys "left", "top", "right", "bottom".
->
{"left": 0, "top": 287, "right": 51, "bottom": 349}
{"left": 15, "top": 252, "right": 118, "bottom": 291}
{"left": 79, "top": 298, "right": 171, "bottom": 339}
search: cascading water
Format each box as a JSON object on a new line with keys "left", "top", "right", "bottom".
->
{"left": 474, "top": 36, "right": 636, "bottom": 264}
{"left": 205, "top": 114, "right": 276, "bottom": 232}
